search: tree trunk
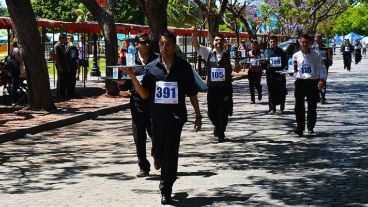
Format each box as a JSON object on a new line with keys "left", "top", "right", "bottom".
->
{"left": 6, "top": 0, "right": 56, "bottom": 111}
{"left": 136, "top": 0, "right": 168, "bottom": 53}
{"left": 80, "top": 0, "right": 118, "bottom": 95}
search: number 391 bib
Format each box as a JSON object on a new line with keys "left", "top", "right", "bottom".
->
{"left": 210, "top": 68, "right": 225, "bottom": 82}
{"left": 154, "top": 81, "right": 178, "bottom": 104}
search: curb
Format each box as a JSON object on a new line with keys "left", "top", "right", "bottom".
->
{"left": 0, "top": 103, "right": 129, "bottom": 144}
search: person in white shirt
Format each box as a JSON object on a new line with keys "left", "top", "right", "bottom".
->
{"left": 292, "top": 33, "right": 327, "bottom": 136}
{"left": 192, "top": 28, "right": 240, "bottom": 142}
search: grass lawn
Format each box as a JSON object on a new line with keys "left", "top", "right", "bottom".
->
{"left": 47, "top": 58, "right": 107, "bottom": 77}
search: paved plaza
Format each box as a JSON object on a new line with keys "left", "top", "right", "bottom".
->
{"left": 0, "top": 54, "right": 367, "bottom": 206}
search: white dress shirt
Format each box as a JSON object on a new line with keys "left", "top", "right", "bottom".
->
{"left": 292, "top": 49, "right": 327, "bottom": 80}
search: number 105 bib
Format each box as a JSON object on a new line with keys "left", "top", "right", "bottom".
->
{"left": 210, "top": 68, "right": 225, "bottom": 82}
{"left": 154, "top": 81, "right": 179, "bottom": 104}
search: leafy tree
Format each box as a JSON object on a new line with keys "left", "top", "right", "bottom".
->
{"left": 114, "top": 0, "right": 144, "bottom": 24}
{"left": 333, "top": 4, "right": 368, "bottom": 35}
{"left": 193, "top": 0, "right": 229, "bottom": 43}
{"left": 6, "top": 0, "right": 56, "bottom": 110}
{"left": 31, "top": 0, "right": 79, "bottom": 21}
{"left": 167, "top": 0, "right": 202, "bottom": 28}
{"left": 0, "top": 1, "right": 9, "bottom": 16}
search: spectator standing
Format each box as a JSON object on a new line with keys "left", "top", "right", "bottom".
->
{"left": 67, "top": 36, "right": 79, "bottom": 98}
{"left": 5, "top": 48, "right": 22, "bottom": 105}
{"left": 54, "top": 33, "right": 70, "bottom": 98}
{"left": 77, "top": 36, "right": 89, "bottom": 81}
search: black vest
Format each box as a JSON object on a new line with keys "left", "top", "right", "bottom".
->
{"left": 205, "top": 50, "right": 232, "bottom": 88}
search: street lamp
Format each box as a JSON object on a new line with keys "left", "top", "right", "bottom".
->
{"left": 90, "top": 33, "right": 101, "bottom": 77}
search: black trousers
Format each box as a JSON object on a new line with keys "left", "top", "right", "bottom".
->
{"left": 294, "top": 79, "right": 319, "bottom": 131}
{"left": 207, "top": 85, "right": 233, "bottom": 138}
{"left": 343, "top": 54, "right": 352, "bottom": 70}
{"left": 319, "top": 66, "right": 329, "bottom": 102}
{"left": 248, "top": 71, "right": 262, "bottom": 102}
{"left": 152, "top": 120, "right": 184, "bottom": 196}
{"left": 130, "top": 105, "right": 152, "bottom": 172}
{"left": 57, "top": 71, "right": 68, "bottom": 97}
{"left": 267, "top": 74, "right": 286, "bottom": 111}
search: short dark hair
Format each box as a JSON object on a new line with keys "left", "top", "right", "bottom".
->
{"left": 300, "top": 33, "right": 312, "bottom": 41}
{"left": 135, "top": 32, "right": 150, "bottom": 43}
{"left": 59, "top": 33, "right": 67, "bottom": 40}
{"left": 160, "top": 30, "right": 176, "bottom": 44}
{"left": 213, "top": 33, "right": 224, "bottom": 40}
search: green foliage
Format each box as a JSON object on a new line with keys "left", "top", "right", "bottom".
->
{"left": 32, "top": 0, "right": 80, "bottom": 22}
{"left": 0, "top": 1, "right": 8, "bottom": 16}
{"left": 31, "top": 0, "right": 144, "bottom": 24}
{"left": 167, "top": 0, "right": 202, "bottom": 27}
{"left": 334, "top": 4, "right": 368, "bottom": 35}
{"left": 114, "top": 0, "right": 144, "bottom": 24}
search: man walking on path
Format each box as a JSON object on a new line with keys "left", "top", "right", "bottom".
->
{"left": 192, "top": 28, "right": 240, "bottom": 142}
{"left": 264, "top": 36, "right": 288, "bottom": 114}
{"left": 117, "top": 33, "right": 158, "bottom": 177}
{"left": 246, "top": 40, "right": 264, "bottom": 104}
{"left": 312, "top": 34, "right": 332, "bottom": 104}
{"left": 341, "top": 39, "right": 353, "bottom": 71}
{"left": 124, "top": 30, "right": 202, "bottom": 205}
{"left": 292, "top": 34, "right": 327, "bottom": 137}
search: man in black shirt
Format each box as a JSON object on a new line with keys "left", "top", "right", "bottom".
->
{"left": 125, "top": 30, "right": 202, "bottom": 205}
{"left": 117, "top": 33, "right": 158, "bottom": 177}
{"left": 264, "top": 36, "right": 288, "bottom": 114}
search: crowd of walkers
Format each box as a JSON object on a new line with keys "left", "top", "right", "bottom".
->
{"left": 112, "top": 29, "right": 339, "bottom": 204}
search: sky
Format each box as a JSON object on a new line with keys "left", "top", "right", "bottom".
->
{"left": 0, "top": 0, "right": 5, "bottom": 8}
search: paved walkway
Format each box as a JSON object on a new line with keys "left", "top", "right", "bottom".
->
{"left": 0, "top": 54, "right": 367, "bottom": 206}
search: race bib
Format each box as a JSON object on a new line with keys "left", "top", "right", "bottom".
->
{"left": 210, "top": 68, "right": 225, "bottom": 82}
{"left": 250, "top": 58, "right": 260, "bottom": 66}
{"left": 269, "top": 57, "right": 282, "bottom": 67}
{"left": 345, "top": 47, "right": 350, "bottom": 52}
{"left": 154, "top": 81, "right": 178, "bottom": 104}
{"left": 318, "top": 51, "right": 327, "bottom": 60}
{"left": 354, "top": 46, "right": 361, "bottom": 50}
{"left": 301, "top": 63, "right": 314, "bottom": 78}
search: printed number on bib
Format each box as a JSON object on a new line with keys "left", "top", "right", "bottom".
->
{"left": 211, "top": 68, "right": 225, "bottom": 82}
{"left": 269, "top": 57, "right": 281, "bottom": 67}
{"left": 154, "top": 81, "right": 178, "bottom": 104}
{"left": 319, "top": 51, "right": 326, "bottom": 60}
{"left": 250, "top": 59, "right": 260, "bottom": 66}
{"left": 301, "top": 64, "right": 313, "bottom": 74}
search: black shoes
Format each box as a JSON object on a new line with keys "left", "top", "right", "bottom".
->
{"left": 258, "top": 92, "right": 262, "bottom": 101}
{"left": 213, "top": 128, "right": 218, "bottom": 137}
{"left": 136, "top": 170, "right": 149, "bottom": 177}
{"left": 308, "top": 129, "right": 315, "bottom": 134}
{"left": 268, "top": 110, "right": 276, "bottom": 115}
{"left": 161, "top": 194, "right": 172, "bottom": 205}
{"left": 280, "top": 103, "right": 285, "bottom": 112}
{"left": 294, "top": 129, "right": 303, "bottom": 137}
{"left": 154, "top": 158, "right": 161, "bottom": 170}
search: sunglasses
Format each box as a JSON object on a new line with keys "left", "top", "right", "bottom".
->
{"left": 139, "top": 40, "right": 151, "bottom": 45}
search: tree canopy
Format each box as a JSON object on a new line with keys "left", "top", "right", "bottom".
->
{"left": 333, "top": 4, "right": 368, "bottom": 35}
{"left": 31, "top": 0, "right": 144, "bottom": 24}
